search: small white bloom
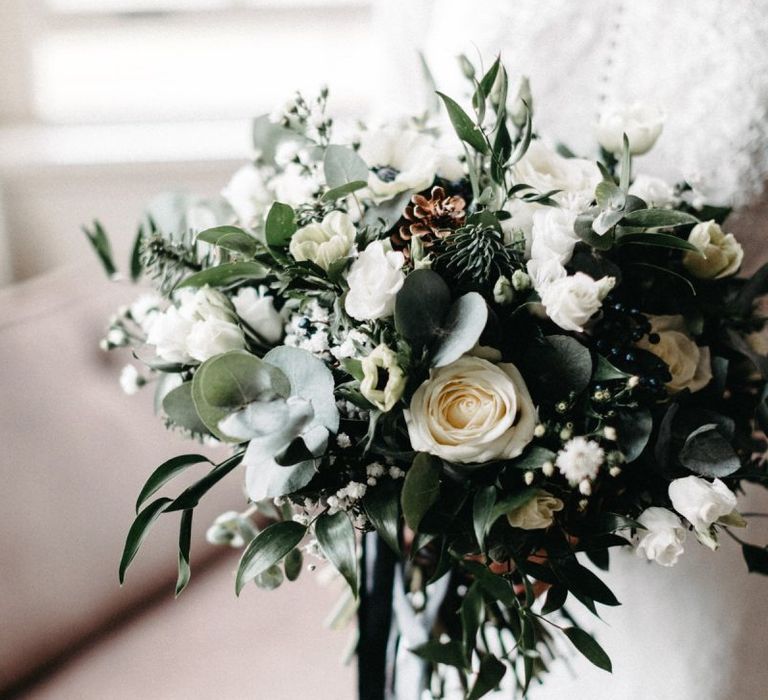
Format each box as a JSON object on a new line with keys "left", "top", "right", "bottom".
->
{"left": 542, "top": 461, "right": 555, "bottom": 477}
{"left": 530, "top": 207, "right": 579, "bottom": 265}
{"left": 270, "top": 163, "right": 320, "bottom": 206}
{"left": 683, "top": 220, "right": 744, "bottom": 279}
{"left": 232, "top": 286, "right": 284, "bottom": 344}
{"left": 367, "top": 462, "right": 386, "bottom": 478}
{"left": 556, "top": 437, "right": 605, "bottom": 486}
{"left": 511, "top": 269, "right": 531, "bottom": 292}
{"left": 186, "top": 318, "right": 246, "bottom": 362}
{"left": 579, "top": 479, "right": 592, "bottom": 496}
{"left": 493, "top": 276, "right": 514, "bottom": 305}
{"left": 668, "top": 476, "right": 737, "bottom": 533}
{"left": 107, "top": 328, "right": 127, "bottom": 346}
{"left": 221, "top": 163, "right": 272, "bottom": 226}
{"left": 540, "top": 273, "right": 615, "bottom": 333}
{"left": 628, "top": 174, "right": 678, "bottom": 208}
{"left": 596, "top": 102, "right": 665, "bottom": 155}
{"left": 146, "top": 306, "right": 195, "bottom": 363}
{"left": 206, "top": 511, "right": 247, "bottom": 548}
{"left": 609, "top": 466, "right": 622, "bottom": 477}
{"left": 305, "top": 329, "right": 330, "bottom": 355}
{"left": 345, "top": 241, "right": 405, "bottom": 321}
{"left": 129, "top": 293, "right": 163, "bottom": 332}
{"left": 524, "top": 471, "right": 535, "bottom": 485}
{"left": 119, "top": 365, "right": 143, "bottom": 395}
{"left": 603, "top": 426, "right": 617, "bottom": 441}
{"left": 330, "top": 329, "right": 371, "bottom": 361}
{"left": 635, "top": 507, "right": 686, "bottom": 566}
{"left": 289, "top": 210, "right": 356, "bottom": 271}
{"left": 336, "top": 433, "right": 352, "bottom": 449}
{"left": 389, "top": 466, "right": 405, "bottom": 479}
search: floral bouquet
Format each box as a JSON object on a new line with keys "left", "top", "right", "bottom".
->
{"left": 88, "top": 58, "right": 768, "bottom": 698}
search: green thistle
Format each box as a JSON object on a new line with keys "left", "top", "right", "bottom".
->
{"left": 436, "top": 223, "right": 515, "bottom": 287}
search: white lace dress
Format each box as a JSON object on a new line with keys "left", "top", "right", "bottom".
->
{"left": 371, "top": 2, "right": 768, "bottom": 697}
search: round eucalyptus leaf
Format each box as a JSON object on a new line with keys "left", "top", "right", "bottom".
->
{"left": 678, "top": 424, "right": 740, "bottom": 478}
{"left": 395, "top": 269, "right": 451, "bottom": 344}
{"left": 432, "top": 292, "right": 489, "bottom": 368}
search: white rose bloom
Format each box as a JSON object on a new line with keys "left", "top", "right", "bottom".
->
{"left": 596, "top": 102, "right": 665, "bottom": 155}
{"left": 526, "top": 257, "right": 567, "bottom": 293}
{"left": 555, "top": 436, "right": 605, "bottom": 486}
{"left": 683, "top": 220, "right": 744, "bottom": 279}
{"left": 186, "top": 317, "right": 246, "bottom": 362}
{"left": 146, "top": 306, "right": 195, "bottom": 364}
{"left": 636, "top": 315, "right": 712, "bottom": 394}
{"left": 232, "top": 286, "right": 284, "bottom": 344}
{"left": 635, "top": 507, "right": 687, "bottom": 567}
{"left": 176, "top": 286, "right": 234, "bottom": 324}
{"left": 345, "top": 241, "right": 405, "bottom": 321}
{"left": 289, "top": 211, "right": 356, "bottom": 271}
{"left": 358, "top": 127, "right": 462, "bottom": 203}
{"left": 405, "top": 356, "right": 536, "bottom": 464}
{"left": 530, "top": 207, "right": 579, "bottom": 265}
{"left": 540, "top": 272, "right": 615, "bottom": 333}
{"left": 221, "top": 163, "right": 273, "bottom": 226}
{"left": 512, "top": 140, "right": 602, "bottom": 211}
{"left": 628, "top": 174, "right": 678, "bottom": 208}
{"left": 507, "top": 491, "right": 564, "bottom": 530}
{"left": 669, "top": 476, "right": 737, "bottom": 533}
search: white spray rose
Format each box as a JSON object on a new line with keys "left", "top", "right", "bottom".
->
{"left": 359, "top": 127, "right": 462, "bottom": 203}
{"left": 146, "top": 306, "right": 195, "bottom": 364}
{"left": 683, "top": 220, "right": 744, "bottom": 279}
{"left": 526, "top": 258, "right": 567, "bottom": 293}
{"left": 540, "top": 272, "right": 615, "bottom": 333}
{"left": 175, "top": 286, "right": 234, "bottom": 323}
{"left": 507, "top": 491, "right": 564, "bottom": 530}
{"left": 221, "top": 163, "right": 272, "bottom": 226}
{"left": 405, "top": 356, "right": 536, "bottom": 464}
{"left": 596, "top": 102, "right": 665, "bottom": 155}
{"left": 635, "top": 507, "right": 687, "bottom": 567}
{"left": 232, "top": 286, "right": 284, "bottom": 344}
{"left": 360, "top": 344, "right": 406, "bottom": 412}
{"left": 636, "top": 315, "right": 712, "bottom": 394}
{"left": 530, "top": 207, "right": 579, "bottom": 265}
{"left": 289, "top": 211, "right": 356, "bottom": 271}
{"left": 628, "top": 174, "right": 678, "bottom": 208}
{"left": 186, "top": 318, "right": 246, "bottom": 362}
{"left": 669, "top": 476, "right": 737, "bottom": 534}
{"left": 344, "top": 241, "right": 405, "bottom": 321}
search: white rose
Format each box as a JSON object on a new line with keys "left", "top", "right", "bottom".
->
{"left": 512, "top": 140, "right": 601, "bottom": 211}
{"left": 669, "top": 476, "right": 737, "bottom": 533}
{"left": 628, "top": 174, "right": 678, "bottom": 208}
{"left": 289, "top": 211, "right": 356, "bottom": 271}
{"left": 405, "top": 356, "right": 536, "bottom": 464}
{"left": 540, "top": 272, "right": 615, "bottom": 333}
{"left": 146, "top": 306, "right": 195, "bottom": 364}
{"left": 176, "top": 286, "right": 233, "bottom": 323}
{"left": 507, "top": 491, "right": 564, "bottom": 530}
{"left": 683, "top": 220, "right": 744, "bottom": 279}
{"left": 186, "top": 317, "right": 246, "bottom": 362}
{"left": 221, "top": 163, "right": 272, "bottom": 226}
{"left": 526, "top": 257, "right": 567, "bottom": 293}
{"left": 345, "top": 241, "right": 405, "bottom": 321}
{"left": 636, "top": 315, "right": 712, "bottom": 394}
{"left": 530, "top": 207, "right": 579, "bottom": 265}
{"left": 232, "top": 286, "right": 284, "bottom": 344}
{"left": 596, "top": 102, "right": 665, "bottom": 155}
{"left": 635, "top": 507, "right": 687, "bottom": 567}
{"left": 360, "top": 344, "right": 406, "bottom": 412}
{"left": 358, "top": 127, "right": 462, "bottom": 203}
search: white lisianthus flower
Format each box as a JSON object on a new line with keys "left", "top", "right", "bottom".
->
{"left": 358, "top": 127, "right": 463, "bottom": 203}
{"left": 360, "top": 344, "right": 406, "bottom": 412}
{"left": 628, "top": 174, "right": 678, "bottom": 208}
{"left": 344, "top": 241, "right": 405, "bottom": 321}
{"left": 683, "top": 220, "right": 744, "bottom": 279}
{"left": 635, "top": 507, "right": 687, "bottom": 567}
{"left": 596, "top": 102, "right": 665, "bottom": 155}
{"left": 636, "top": 315, "right": 712, "bottom": 394}
{"left": 511, "top": 140, "right": 602, "bottom": 210}
{"left": 540, "top": 272, "right": 615, "bottom": 333}
{"left": 146, "top": 306, "right": 195, "bottom": 364}
{"left": 119, "top": 364, "right": 143, "bottom": 395}
{"left": 221, "top": 163, "right": 273, "bottom": 226}
{"left": 289, "top": 211, "right": 356, "bottom": 271}
{"left": 526, "top": 257, "right": 567, "bottom": 293}
{"left": 669, "top": 476, "right": 737, "bottom": 533}
{"left": 507, "top": 491, "right": 564, "bottom": 530}
{"left": 555, "top": 437, "right": 605, "bottom": 486}
{"left": 186, "top": 317, "right": 246, "bottom": 362}
{"left": 405, "top": 356, "right": 536, "bottom": 464}
{"left": 232, "top": 286, "right": 284, "bottom": 344}
{"left": 530, "top": 207, "right": 579, "bottom": 265}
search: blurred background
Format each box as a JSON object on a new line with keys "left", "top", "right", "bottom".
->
{"left": 0, "top": 1, "right": 391, "bottom": 698}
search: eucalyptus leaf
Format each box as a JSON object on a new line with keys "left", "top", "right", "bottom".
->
{"left": 162, "top": 382, "right": 209, "bottom": 436}
{"left": 322, "top": 180, "right": 368, "bottom": 202}
{"left": 432, "top": 292, "right": 488, "bottom": 367}
{"left": 235, "top": 520, "right": 306, "bottom": 595}
{"left": 541, "top": 584, "right": 568, "bottom": 615}
{"left": 315, "top": 511, "right": 359, "bottom": 596}
{"left": 196, "top": 226, "right": 259, "bottom": 256}
{"left": 615, "top": 408, "right": 652, "bottom": 463}
{"left": 401, "top": 453, "right": 441, "bottom": 531}
{"left": 129, "top": 224, "right": 144, "bottom": 281}
{"left": 245, "top": 458, "right": 318, "bottom": 502}
{"left": 461, "top": 582, "right": 485, "bottom": 664}
{"left": 323, "top": 145, "right": 369, "bottom": 189}
{"left": 678, "top": 424, "right": 740, "bottom": 477}
{"left": 394, "top": 269, "right": 451, "bottom": 345}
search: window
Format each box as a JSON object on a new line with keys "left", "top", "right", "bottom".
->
{"left": 31, "top": 0, "right": 374, "bottom": 124}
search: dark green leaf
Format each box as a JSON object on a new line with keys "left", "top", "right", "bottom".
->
{"left": 563, "top": 627, "right": 612, "bottom": 672}
{"left": 166, "top": 452, "right": 244, "bottom": 512}
{"left": 615, "top": 408, "right": 652, "bottom": 463}
{"left": 135, "top": 453, "right": 211, "bottom": 513}
{"left": 175, "top": 261, "right": 268, "bottom": 289}
{"left": 616, "top": 231, "right": 699, "bottom": 252}
{"left": 129, "top": 224, "right": 144, "bottom": 281}
{"left": 507, "top": 101, "right": 532, "bottom": 166}
{"left": 552, "top": 559, "right": 620, "bottom": 607}
{"left": 462, "top": 560, "right": 517, "bottom": 607}
{"left": 323, "top": 145, "right": 369, "bottom": 189}
{"left": 235, "top": 520, "right": 306, "bottom": 595}
{"left": 401, "top": 453, "right": 441, "bottom": 532}
{"left": 468, "top": 654, "right": 507, "bottom": 700}
{"left": 621, "top": 208, "right": 699, "bottom": 229}
{"left": 119, "top": 497, "right": 172, "bottom": 584}
{"left": 394, "top": 269, "right": 451, "bottom": 345}
{"left": 490, "top": 487, "right": 538, "bottom": 525}
{"left": 340, "top": 358, "right": 365, "bottom": 381}
{"left": 540, "top": 335, "right": 593, "bottom": 397}
{"left": 619, "top": 133, "right": 631, "bottom": 193}
{"left": 436, "top": 91, "right": 489, "bottom": 154}
{"left": 175, "top": 509, "right": 193, "bottom": 597}
{"left": 315, "top": 511, "right": 359, "bottom": 597}
{"left": 197, "top": 226, "right": 259, "bottom": 256}
{"left": 509, "top": 446, "right": 557, "bottom": 471}
{"left": 410, "top": 640, "right": 466, "bottom": 669}
{"left": 593, "top": 355, "right": 630, "bottom": 382}
{"left": 473, "top": 486, "right": 496, "bottom": 550}
{"left": 265, "top": 202, "right": 297, "bottom": 249}
{"left": 461, "top": 582, "right": 484, "bottom": 663}
{"left": 284, "top": 548, "right": 303, "bottom": 581}
{"left": 83, "top": 220, "right": 118, "bottom": 278}
{"left": 363, "top": 484, "right": 401, "bottom": 556}
{"left": 742, "top": 543, "right": 768, "bottom": 575}
{"left": 541, "top": 584, "right": 568, "bottom": 615}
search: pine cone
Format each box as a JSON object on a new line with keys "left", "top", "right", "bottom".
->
{"left": 391, "top": 186, "right": 466, "bottom": 258}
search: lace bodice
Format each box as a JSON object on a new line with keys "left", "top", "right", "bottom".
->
{"left": 375, "top": 0, "right": 768, "bottom": 207}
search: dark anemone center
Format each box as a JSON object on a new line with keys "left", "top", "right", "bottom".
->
{"left": 372, "top": 165, "right": 400, "bottom": 183}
